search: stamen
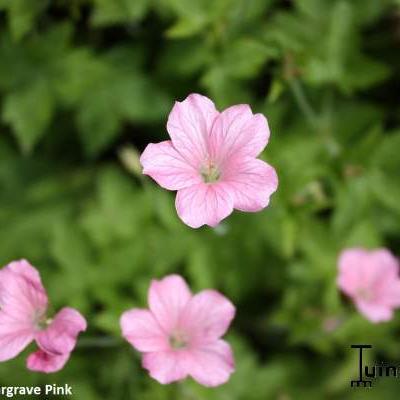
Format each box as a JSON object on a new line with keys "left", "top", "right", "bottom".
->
{"left": 169, "top": 330, "right": 189, "bottom": 350}
{"left": 357, "top": 288, "right": 373, "bottom": 301}
{"left": 200, "top": 162, "right": 221, "bottom": 183}
{"left": 34, "top": 312, "right": 51, "bottom": 330}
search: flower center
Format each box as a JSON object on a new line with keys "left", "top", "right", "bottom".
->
{"left": 169, "top": 330, "right": 189, "bottom": 350}
{"left": 357, "top": 288, "right": 373, "bottom": 301}
{"left": 200, "top": 162, "right": 220, "bottom": 183}
{"left": 34, "top": 311, "right": 52, "bottom": 330}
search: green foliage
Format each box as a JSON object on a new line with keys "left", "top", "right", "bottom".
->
{"left": 0, "top": 0, "right": 399, "bottom": 399}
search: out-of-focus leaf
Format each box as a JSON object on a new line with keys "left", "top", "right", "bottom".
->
{"left": 58, "top": 47, "right": 168, "bottom": 156}
{"left": 91, "top": 0, "right": 149, "bottom": 26}
{"left": 369, "top": 131, "right": 400, "bottom": 216}
{"left": 222, "top": 38, "right": 278, "bottom": 78}
{"left": 2, "top": 79, "right": 54, "bottom": 153}
{"left": 0, "top": 0, "right": 47, "bottom": 40}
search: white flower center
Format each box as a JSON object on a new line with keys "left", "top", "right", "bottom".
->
{"left": 169, "top": 330, "right": 189, "bottom": 350}
{"left": 200, "top": 161, "right": 220, "bottom": 183}
{"left": 34, "top": 311, "right": 51, "bottom": 330}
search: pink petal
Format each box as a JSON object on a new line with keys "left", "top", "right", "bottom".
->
{"left": 142, "top": 351, "right": 189, "bottom": 384}
{"left": 368, "top": 249, "right": 400, "bottom": 307}
{"left": 360, "top": 249, "right": 398, "bottom": 291}
{"left": 120, "top": 309, "right": 169, "bottom": 352}
{"left": 355, "top": 300, "right": 393, "bottom": 323}
{"left": 369, "top": 249, "right": 399, "bottom": 278}
{"left": 337, "top": 248, "right": 369, "bottom": 296}
{"left": 148, "top": 275, "right": 192, "bottom": 333}
{"left": 338, "top": 248, "right": 399, "bottom": 297}
{"left": 35, "top": 308, "right": 86, "bottom": 356}
{"left": 180, "top": 290, "right": 235, "bottom": 345}
{"left": 223, "top": 157, "right": 278, "bottom": 212}
{"left": 0, "top": 313, "right": 34, "bottom": 362}
{"left": 26, "top": 349, "right": 70, "bottom": 373}
{"left": 140, "top": 141, "right": 202, "bottom": 190}
{"left": 6, "top": 259, "right": 45, "bottom": 293}
{"left": 148, "top": 275, "right": 192, "bottom": 335}
{"left": 167, "top": 93, "right": 218, "bottom": 166}
{"left": 187, "top": 340, "right": 234, "bottom": 387}
{"left": 209, "top": 104, "right": 269, "bottom": 163}
{"left": 175, "top": 183, "right": 234, "bottom": 228}
{"left": 382, "top": 281, "right": 400, "bottom": 307}
{"left": 0, "top": 260, "right": 48, "bottom": 319}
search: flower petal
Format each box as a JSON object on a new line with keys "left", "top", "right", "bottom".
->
{"left": 6, "top": 259, "right": 45, "bottom": 293}
{"left": 369, "top": 249, "right": 399, "bottom": 278}
{"left": 209, "top": 104, "right": 269, "bottom": 162}
{"left": 355, "top": 300, "right": 393, "bottom": 323}
{"left": 223, "top": 157, "right": 278, "bottom": 212}
{"left": 187, "top": 340, "right": 234, "bottom": 387}
{"left": 140, "top": 141, "right": 202, "bottom": 190}
{"left": 0, "top": 313, "right": 34, "bottom": 362}
{"left": 26, "top": 349, "right": 70, "bottom": 373}
{"left": 142, "top": 351, "right": 189, "bottom": 384}
{"left": 368, "top": 249, "right": 400, "bottom": 307}
{"left": 35, "top": 307, "right": 87, "bottom": 356}
{"left": 149, "top": 275, "right": 192, "bottom": 333}
{"left": 120, "top": 309, "right": 169, "bottom": 352}
{"left": 179, "top": 290, "right": 235, "bottom": 344}
{"left": 338, "top": 248, "right": 399, "bottom": 297}
{"left": 382, "top": 281, "right": 400, "bottom": 307}
{"left": 167, "top": 93, "right": 218, "bottom": 166}
{"left": 337, "top": 248, "right": 368, "bottom": 296}
{"left": 175, "top": 183, "right": 234, "bottom": 228}
{"left": 0, "top": 260, "right": 48, "bottom": 319}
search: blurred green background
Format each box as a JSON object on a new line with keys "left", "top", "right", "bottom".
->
{"left": 0, "top": 0, "right": 399, "bottom": 398}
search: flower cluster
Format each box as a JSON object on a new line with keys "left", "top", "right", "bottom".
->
{"left": 0, "top": 95, "right": 398, "bottom": 388}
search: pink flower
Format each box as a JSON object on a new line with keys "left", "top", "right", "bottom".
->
{"left": 140, "top": 93, "right": 278, "bottom": 228}
{"left": 0, "top": 260, "right": 87, "bottom": 373}
{"left": 120, "top": 275, "right": 236, "bottom": 387}
{"left": 337, "top": 248, "right": 400, "bottom": 323}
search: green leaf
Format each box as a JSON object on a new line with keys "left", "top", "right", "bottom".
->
{"left": 370, "top": 131, "right": 400, "bottom": 215}
{"left": 58, "top": 47, "right": 168, "bottom": 156}
{"left": 222, "top": 38, "right": 278, "bottom": 78}
{"left": 166, "top": 17, "right": 207, "bottom": 38}
{"left": 76, "top": 94, "right": 121, "bottom": 156}
{"left": 91, "top": 0, "right": 149, "bottom": 26}
{"left": 163, "top": 0, "right": 235, "bottom": 38}
{"left": 0, "top": 0, "right": 47, "bottom": 40}
{"left": 2, "top": 80, "right": 54, "bottom": 153}
{"left": 202, "top": 66, "right": 251, "bottom": 107}
{"left": 342, "top": 54, "right": 391, "bottom": 90}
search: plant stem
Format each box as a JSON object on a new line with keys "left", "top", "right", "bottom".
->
{"left": 287, "top": 77, "right": 320, "bottom": 130}
{"left": 77, "top": 336, "right": 122, "bottom": 348}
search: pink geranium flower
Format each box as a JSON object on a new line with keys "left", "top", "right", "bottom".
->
{"left": 120, "top": 275, "right": 236, "bottom": 387}
{"left": 337, "top": 248, "right": 400, "bottom": 323}
{"left": 0, "top": 260, "right": 87, "bottom": 373}
{"left": 140, "top": 93, "right": 278, "bottom": 228}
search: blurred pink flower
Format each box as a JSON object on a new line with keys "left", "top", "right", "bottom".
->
{"left": 0, "top": 260, "right": 87, "bottom": 373}
{"left": 337, "top": 248, "right": 400, "bottom": 323}
{"left": 120, "top": 275, "right": 235, "bottom": 387}
{"left": 140, "top": 93, "right": 278, "bottom": 228}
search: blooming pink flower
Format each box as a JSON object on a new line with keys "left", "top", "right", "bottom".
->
{"left": 140, "top": 93, "right": 278, "bottom": 228}
{"left": 0, "top": 260, "right": 87, "bottom": 373}
{"left": 120, "top": 275, "right": 236, "bottom": 387}
{"left": 337, "top": 248, "right": 400, "bottom": 323}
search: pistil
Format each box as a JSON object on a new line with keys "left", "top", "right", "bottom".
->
{"left": 200, "top": 162, "right": 221, "bottom": 183}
